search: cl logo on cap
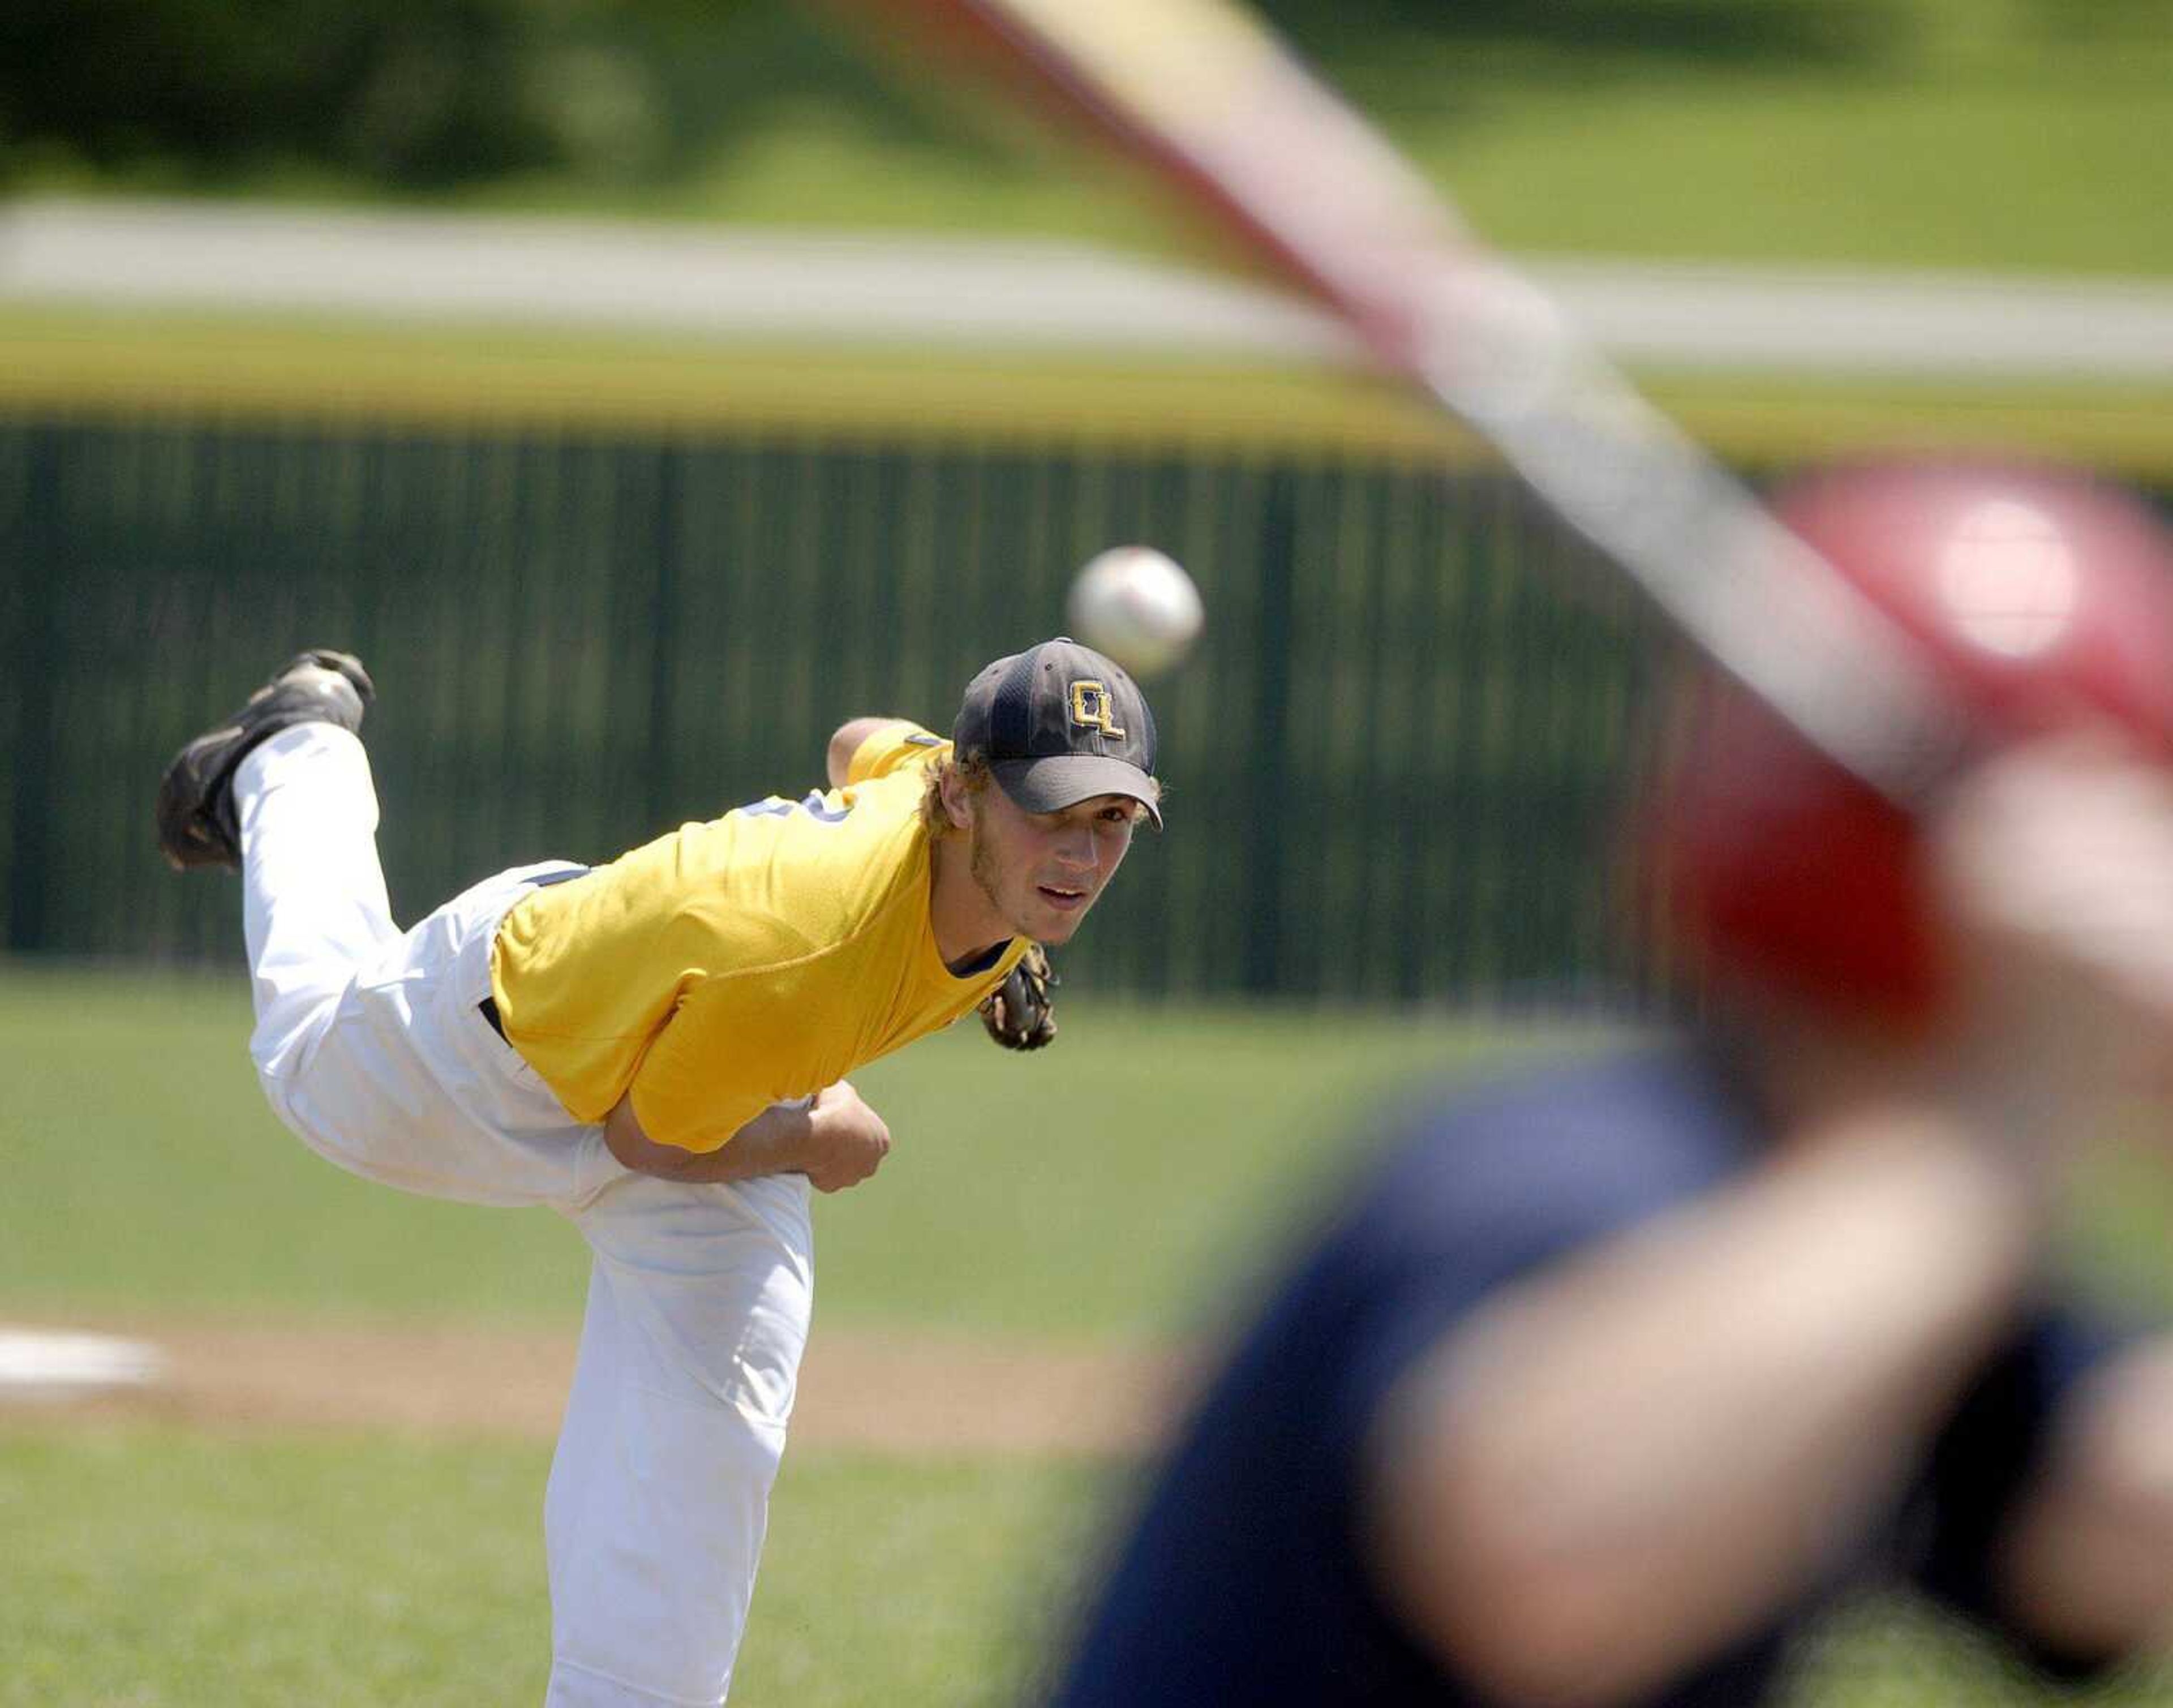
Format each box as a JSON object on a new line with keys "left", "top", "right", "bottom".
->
{"left": 1069, "top": 680, "right": 1126, "bottom": 739}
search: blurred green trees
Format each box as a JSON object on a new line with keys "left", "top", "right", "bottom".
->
{"left": 0, "top": 0, "right": 2022, "bottom": 193}
{"left": 0, "top": 0, "right": 929, "bottom": 188}
{"left": 1, "top": 0, "right": 2164, "bottom": 225}
{"left": 5, "top": 0, "right": 564, "bottom": 184}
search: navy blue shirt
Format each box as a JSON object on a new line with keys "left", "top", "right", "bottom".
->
{"left": 1039, "top": 1045, "right": 2115, "bottom": 1707}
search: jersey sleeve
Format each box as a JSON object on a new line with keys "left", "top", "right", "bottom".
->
{"left": 625, "top": 959, "right": 854, "bottom": 1154}
{"left": 1903, "top": 1311, "right": 2134, "bottom": 1681}
{"left": 847, "top": 722, "right": 949, "bottom": 784}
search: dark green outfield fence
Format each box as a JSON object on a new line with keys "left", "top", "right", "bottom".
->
{"left": 1, "top": 413, "right": 1669, "bottom": 1003}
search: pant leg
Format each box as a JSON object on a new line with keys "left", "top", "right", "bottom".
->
{"left": 544, "top": 1169, "right": 815, "bottom": 1707}
{"left": 237, "top": 722, "right": 399, "bottom": 1080}
{"left": 231, "top": 721, "right": 613, "bottom": 1205}
{"left": 234, "top": 718, "right": 810, "bottom": 1702}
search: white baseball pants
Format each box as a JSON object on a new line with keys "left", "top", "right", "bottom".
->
{"left": 237, "top": 723, "right": 814, "bottom": 1706}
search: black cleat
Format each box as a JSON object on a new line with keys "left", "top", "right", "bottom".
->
{"left": 156, "top": 650, "right": 376, "bottom": 873}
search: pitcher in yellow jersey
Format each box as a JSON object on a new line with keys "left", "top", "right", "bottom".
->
{"left": 156, "top": 637, "right": 1162, "bottom": 1707}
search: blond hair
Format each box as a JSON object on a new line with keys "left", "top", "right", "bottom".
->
{"left": 920, "top": 750, "right": 993, "bottom": 836}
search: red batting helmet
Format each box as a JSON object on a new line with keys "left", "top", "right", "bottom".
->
{"left": 1643, "top": 458, "right": 2173, "bottom": 1024}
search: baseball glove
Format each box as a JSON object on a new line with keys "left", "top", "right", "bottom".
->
{"left": 980, "top": 945, "right": 1058, "bottom": 1051}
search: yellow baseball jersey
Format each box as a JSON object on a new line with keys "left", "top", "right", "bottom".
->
{"left": 488, "top": 722, "right": 1028, "bottom": 1153}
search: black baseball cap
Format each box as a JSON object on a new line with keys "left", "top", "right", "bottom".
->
{"left": 952, "top": 637, "right": 1162, "bottom": 827}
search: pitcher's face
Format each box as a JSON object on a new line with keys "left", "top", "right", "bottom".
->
{"left": 964, "top": 786, "right": 1143, "bottom": 944}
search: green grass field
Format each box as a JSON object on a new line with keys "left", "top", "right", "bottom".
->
{"left": 591, "top": 52, "right": 2173, "bottom": 278}
{"left": 5, "top": 967, "right": 2173, "bottom": 1705}
{"left": 0, "top": 966, "right": 1511, "bottom": 1334}
{"left": 0, "top": 1429, "right": 1108, "bottom": 1707}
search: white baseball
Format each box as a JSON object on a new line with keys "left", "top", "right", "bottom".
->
{"left": 1066, "top": 546, "right": 1204, "bottom": 679}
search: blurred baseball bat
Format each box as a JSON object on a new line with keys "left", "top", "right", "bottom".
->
{"left": 827, "top": 0, "right": 1972, "bottom": 802}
